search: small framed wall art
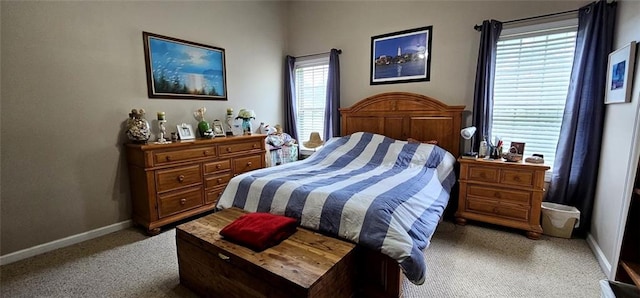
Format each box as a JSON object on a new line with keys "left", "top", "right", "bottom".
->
{"left": 177, "top": 123, "right": 196, "bottom": 140}
{"left": 370, "top": 26, "right": 433, "bottom": 85}
{"left": 605, "top": 41, "right": 637, "bottom": 104}
{"left": 143, "top": 32, "right": 227, "bottom": 100}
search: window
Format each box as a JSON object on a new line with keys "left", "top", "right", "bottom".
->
{"left": 294, "top": 56, "right": 329, "bottom": 150}
{"left": 491, "top": 18, "right": 577, "bottom": 177}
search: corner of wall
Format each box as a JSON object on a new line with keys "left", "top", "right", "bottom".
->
{"left": 587, "top": 233, "right": 613, "bottom": 278}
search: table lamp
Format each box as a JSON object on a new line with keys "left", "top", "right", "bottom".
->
{"left": 460, "top": 126, "right": 478, "bottom": 158}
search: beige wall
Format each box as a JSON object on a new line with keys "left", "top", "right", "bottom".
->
{"left": 590, "top": 0, "right": 640, "bottom": 279}
{"left": 0, "top": 1, "right": 287, "bottom": 255}
{"left": 287, "top": 1, "right": 588, "bottom": 110}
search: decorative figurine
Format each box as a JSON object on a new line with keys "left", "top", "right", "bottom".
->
{"left": 225, "top": 108, "right": 234, "bottom": 136}
{"left": 236, "top": 109, "right": 256, "bottom": 135}
{"left": 126, "top": 109, "right": 151, "bottom": 143}
{"left": 194, "top": 107, "right": 213, "bottom": 138}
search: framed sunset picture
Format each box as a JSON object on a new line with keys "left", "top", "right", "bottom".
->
{"left": 143, "top": 32, "right": 227, "bottom": 100}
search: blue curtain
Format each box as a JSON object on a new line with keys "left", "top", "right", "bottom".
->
{"left": 283, "top": 55, "right": 299, "bottom": 141}
{"left": 323, "top": 49, "right": 341, "bottom": 142}
{"left": 472, "top": 20, "right": 502, "bottom": 152}
{"left": 545, "top": 0, "right": 617, "bottom": 236}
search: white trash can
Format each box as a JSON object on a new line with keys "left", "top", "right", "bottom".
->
{"left": 541, "top": 202, "right": 580, "bottom": 238}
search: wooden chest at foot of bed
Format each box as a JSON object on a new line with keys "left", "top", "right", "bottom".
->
{"left": 176, "top": 207, "right": 356, "bottom": 298}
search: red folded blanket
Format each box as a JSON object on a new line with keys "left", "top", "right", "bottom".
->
{"left": 219, "top": 212, "right": 298, "bottom": 251}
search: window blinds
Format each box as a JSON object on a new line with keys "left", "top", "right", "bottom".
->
{"left": 492, "top": 24, "right": 577, "bottom": 173}
{"left": 294, "top": 57, "right": 328, "bottom": 148}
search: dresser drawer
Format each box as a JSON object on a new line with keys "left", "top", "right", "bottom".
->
{"left": 156, "top": 165, "right": 201, "bottom": 193}
{"left": 500, "top": 169, "right": 534, "bottom": 187}
{"left": 204, "top": 160, "right": 231, "bottom": 174}
{"left": 466, "top": 197, "right": 530, "bottom": 221}
{"left": 467, "top": 185, "right": 531, "bottom": 205}
{"left": 205, "top": 173, "right": 232, "bottom": 189}
{"left": 219, "top": 141, "right": 263, "bottom": 156}
{"left": 154, "top": 147, "right": 216, "bottom": 165}
{"left": 234, "top": 155, "right": 263, "bottom": 174}
{"left": 467, "top": 166, "right": 499, "bottom": 183}
{"left": 158, "top": 187, "right": 203, "bottom": 218}
{"left": 205, "top": 186, "right": 225, "bottom": 205}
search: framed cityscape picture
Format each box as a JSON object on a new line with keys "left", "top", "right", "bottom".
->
{"left": 143, "top": 32, "right": 227, "bottom": 100}
{"left": 370, "top": 26, "right": 432, "bottom": 85}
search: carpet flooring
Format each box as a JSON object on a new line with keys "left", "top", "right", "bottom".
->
{"left": 1, "top": 221, "right": 605, "bottom": 297}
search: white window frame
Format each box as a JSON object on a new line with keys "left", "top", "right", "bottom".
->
{"left": 294, "top": 55, "right": 329, "bottom": 151}
{"left": 492, "top": 17, "right": 578, "bottom": 180}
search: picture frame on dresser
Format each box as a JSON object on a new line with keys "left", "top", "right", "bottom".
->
{"left": 212, "top": 120, "right": 226, "bottom": 137}
{"left": 177, "top": 123, "right": 195, "bottom": 140}
{"left": 143, "top": 31, "right": 227, "bottom": 100}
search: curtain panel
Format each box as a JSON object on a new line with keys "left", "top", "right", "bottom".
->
{"left": 472, "top": 20, "right": 502, "bottom": 152}
{"left": 283, "top": 56, "right": 299, "bottom": 142}
{"left": 324, "top": 49, "right": 341, "bottom": 142}
{"left": 545, "top": 0, "right": 617, "bottom": 237}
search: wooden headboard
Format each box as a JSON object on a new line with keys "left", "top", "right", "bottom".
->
{"left": 339, "top": 92, "right": 465, "bottom": 157}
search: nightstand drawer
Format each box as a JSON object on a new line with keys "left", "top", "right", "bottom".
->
{"left": 466, "top": 197, "right": 529, "bottom": 221}
{"left": 154, "top": 147, "right": 216, "bottom": 165}
{"left": 204, "top": 160, "right": 231, "bottom": 174}
{"left": 468, "top": 166, "right": 499, "bottom": 183}
{"left": 467, "top": 185, "right": 531, "bottom": 205}
{"left": 156, "top": 165, "right": 202, "bottom": 193}
{"left": 501, "top": 169, "right": 534, "bottom": 187}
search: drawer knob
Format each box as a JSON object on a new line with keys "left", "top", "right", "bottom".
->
{"left": 165, "top": 156, "right": 171, "bottom": 161}
{"left": 216, "top": 164, "right": 221, "bottom": 169}
{"left": 233, "top": 174, "right": 238, "bottom": 177}
{"left": 203, "top": 151, "right": 208, "bottom": 156}
{"left": 217, "top": 178, "right": 222, "bottom": 184}
{"left": 494, "top": 192, "right": 501, "bottom": 198}
{"left": 218, "top": 253, "right": 230, "bottom": 261}
{"left": 226, "top": 147, "right": 231, "bottom": 152}
{"left": 247, "top": 162, "right": 252, "bottom": 167}
{"left": 178, "top": 175, "right": 185, "bottom": 182}
{"left": 252, "top": 144, "right": 257, "bottom": 148}
{"left": 180, "top": 198, "right": 186, "bottom": 205}
{"left": 514, "top": 176, "right": 521, "bottom": 182}
{"left": 480, "top": 173, "right": 486, "bottom": 178}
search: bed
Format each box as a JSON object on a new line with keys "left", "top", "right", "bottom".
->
{"left": 217, "top": 92, "right": 465, "bottom": 297}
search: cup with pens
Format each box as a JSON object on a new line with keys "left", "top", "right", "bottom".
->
{"left": 489, "top": 137, "right": 503, "bottom": 159}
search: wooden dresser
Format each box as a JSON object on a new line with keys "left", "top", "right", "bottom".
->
{"left": 125, "top": 135, "right": 266, "bottom": 235}
{"left": 455, "top": 158, "right": 550, "bottom": 239}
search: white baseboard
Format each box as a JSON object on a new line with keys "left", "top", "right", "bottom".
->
{"left": 0, "top": 220, "right": 132, "bottom": 266}
{"left": 587, "top": 232, "right": 613, "bottom": 279}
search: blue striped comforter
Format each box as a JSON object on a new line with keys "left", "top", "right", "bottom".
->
{"left": 217, "top": 132, "right": 456, "bottom": 284}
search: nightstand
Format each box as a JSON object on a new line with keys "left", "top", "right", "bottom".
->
{"left": 455, "top": 158, "right": 550, "bottom": 239}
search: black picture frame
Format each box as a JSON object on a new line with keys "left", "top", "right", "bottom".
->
{"left": 370, "top": 26, "right": 432, "bottom": 85}
{"left": 510, "top": 142, "right": 526, "bottom": 156}
{"left": 143, "top": 32, "right": 227, "bottom": 100}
